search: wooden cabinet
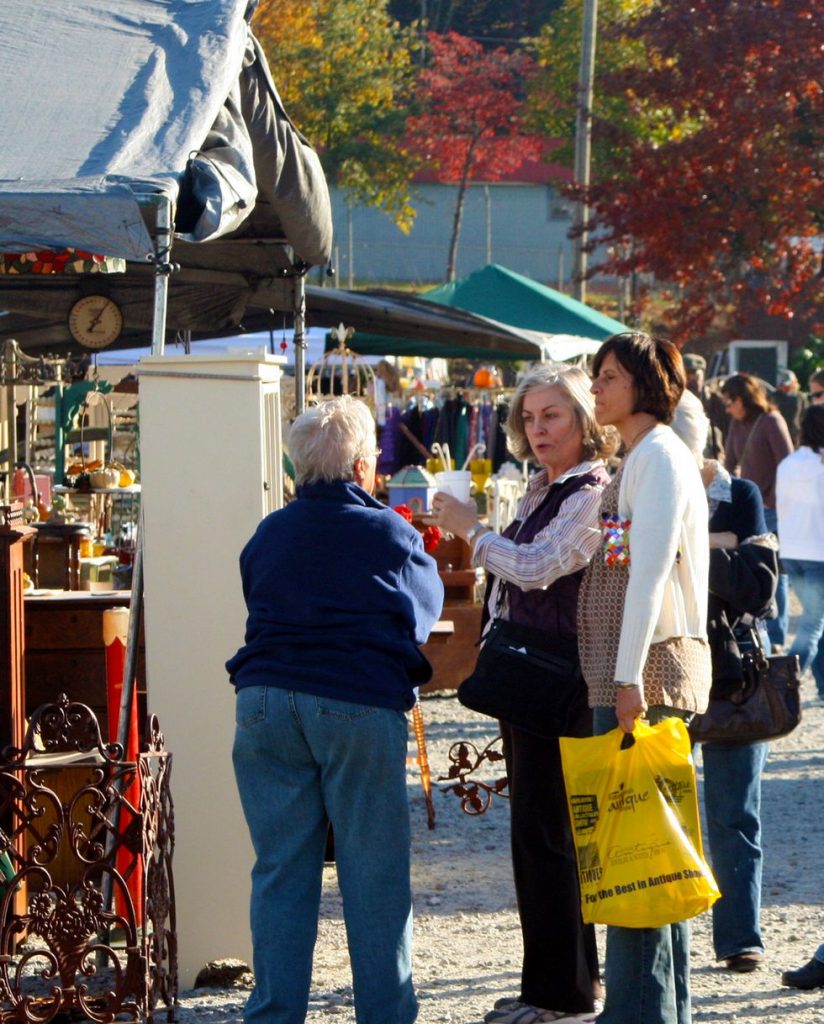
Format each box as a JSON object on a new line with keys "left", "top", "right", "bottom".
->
{"left": 24, "top": 592, "right": 146, "bottom": 737}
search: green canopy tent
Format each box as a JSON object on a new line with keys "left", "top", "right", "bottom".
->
{"left": 425, "top": 263, "right": 627, "bottom": 339}
{"left": 343, "top": 264, "right": 627, "bottom": 361}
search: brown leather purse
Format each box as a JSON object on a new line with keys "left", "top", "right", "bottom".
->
{"left": 689, "top": 629, "right": 801, "bottom": 744}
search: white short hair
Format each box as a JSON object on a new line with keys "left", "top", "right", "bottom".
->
{"left": 671, "top": 389, "right": 709, "bottom": 465}
{"left": 288, "top": 396, "right": 376, "bottom": 486}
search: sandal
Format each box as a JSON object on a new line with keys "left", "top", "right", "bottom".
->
{"left": 485, "top": 1005, "right": 553, "bottom": 1024}
{"left": 486, "top": 1007, "right": 598, "bottom": 1024}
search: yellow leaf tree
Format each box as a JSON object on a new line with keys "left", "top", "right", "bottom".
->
{"left": 254, "top": 0, "right": 417, "bottom": 231}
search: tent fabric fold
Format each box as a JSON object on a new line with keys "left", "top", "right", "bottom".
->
{"left": 0, "top": 0, "right": 332, "bottom": 266}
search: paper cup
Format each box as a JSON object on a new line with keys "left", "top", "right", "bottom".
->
{"left": 435, "top": 470, "right": 473, "bottom": 502}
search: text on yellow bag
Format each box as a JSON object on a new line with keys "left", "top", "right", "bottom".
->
{"left": 559, "top": 717, "right": 720, "bottom": 928}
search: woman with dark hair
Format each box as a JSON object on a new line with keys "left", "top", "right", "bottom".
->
{"left": 431, "top": 364, "right": 616, "bottom": 1024}
{"left": 721, "top": 373, "right": 793, "bottom": 647}
{"left": 578, "top": 332, "right": 712, "bottom": 1024}
{"left": 777, "top": 404, "right": 824, "bottom": 693}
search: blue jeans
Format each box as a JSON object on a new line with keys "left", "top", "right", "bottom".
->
{"left": 232, "top": 686, "right": 416, "bottom": 1024}
{"left": 701, "top": 741, "right": 768, "bottom": 960}
{"left": 783, "top": 558, "right": 824, "bottom": 684}
{"left": 813, "top": 638, "right": 824, "bottom": 698}
{"left": 764, "top": 507, "right": 789, "bottom": 647}
{"left": 592, "top": 706, "right": 691, "bottom": 1024}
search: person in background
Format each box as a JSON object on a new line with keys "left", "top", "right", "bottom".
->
{"left": 226, "top": 395, "right": 444, "bottom": 1024}
{"left": 778, "top": 378, "right": 824, "bottom": 995}
{"left": 774, "top": 368, "right": 807, "bottom": 446}
{"left": 672, "top": 394, "right": 779, "bottom": 975}
{"left": 682, "top": 352, "right": 725, "bottom": 458}
{"left": 431, "top": 364, "right": 616, "bottom": 1024}
{"left": 806, "top": 369, "right": 824, "bottom": 698}
{"left": 578, "top": 332, "right": 711, "bottom": 1024}
{"left": 776, "top": 404, "right": 824, "bottom": 698}
{"left": 721, "top": 373, "right": 793, "bottom": 649}
{"left": 809, "top": 367, "right": 824, "bottom": 405}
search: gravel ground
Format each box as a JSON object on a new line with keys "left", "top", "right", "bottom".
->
{"left": 177, "top": 613, "right": 824, "bottom": 1024}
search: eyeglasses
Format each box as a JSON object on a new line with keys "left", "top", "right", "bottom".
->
{"left": 811, "top": 390, "right": 824, "bottom": 401}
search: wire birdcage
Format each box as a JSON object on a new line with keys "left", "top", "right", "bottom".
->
{"left": 306, "top": 324, "right": 375, "bottom": 408}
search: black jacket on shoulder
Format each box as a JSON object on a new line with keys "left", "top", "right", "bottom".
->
{"left": 707, "top": 534, "right": 779, "bottom": 697}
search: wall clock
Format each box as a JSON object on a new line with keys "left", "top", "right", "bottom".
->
{"left": 67, "top": 295, "right": 124, "bottom": 349}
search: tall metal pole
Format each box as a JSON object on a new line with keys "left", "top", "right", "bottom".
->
{"left": 572, "top": 0, "right": 598, "bottom": 303}
{"left": 151, "top": 196, "right": 173, "bottom": 356}
{"left": 347, "top": 204, "right": 354, "bottom": 290}
{"left": 484, "top": 186, "right": 492, "bottom": 265}
{"left": 293, "top": 275, "right": 307, "bottom": 416}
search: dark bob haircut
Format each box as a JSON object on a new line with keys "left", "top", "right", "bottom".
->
{"left": 592, "top": 331, "right": 685, "bottom": 424}
{"left": 720, "top": 373, "right": 772, "bottom": 420}
{"left": 799, "top": 404, "right": 824, "bottom": 453}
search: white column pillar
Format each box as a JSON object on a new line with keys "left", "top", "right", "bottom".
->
{"left": 138, "top": 352, "right": 285, "bottom": 986}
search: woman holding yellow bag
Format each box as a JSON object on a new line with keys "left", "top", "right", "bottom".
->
{"left": 578, "top": 332, "right": 712, "bottom": 1024}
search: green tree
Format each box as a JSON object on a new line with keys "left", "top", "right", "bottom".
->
{"left": 525, "top": 0, "right": 657, "bottom": 173}
{"left": 254, "top": 0, "right": 417, "bottom": 231}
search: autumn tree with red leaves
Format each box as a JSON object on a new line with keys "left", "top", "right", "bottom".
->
{"left": 582, "top": 0, "right": 823, "bottom": 345}
{"left": 406, "top": 31, "right": 542, "bottom": 281}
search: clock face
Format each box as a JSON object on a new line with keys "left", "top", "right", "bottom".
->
{"left": 67, "top": 295, "right": 124, "bottom": 350}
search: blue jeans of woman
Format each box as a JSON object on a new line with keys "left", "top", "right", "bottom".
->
{"left": 763, "top": 507, "right": 789, "bottom": 648}
{"left": 783, "top": 558, "right": 824, "bottom": 682}
{"left": 592, "top": 705, "right": 691, "bottom": 1024}
{"left": 814, "top": 638, "right": 824, "bottom": 699}
{"left": 232, "top": 686, "right": 416, "bottom": 1024}
{"left": 701, "top": 621, "right": 770, "bottom": 962}
{"left": 701, "top": 740, "right": 768, "bottom": 960}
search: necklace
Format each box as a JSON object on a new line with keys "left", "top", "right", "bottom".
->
{"left": 625, "top": 422, "right": 656, "bottom": 452}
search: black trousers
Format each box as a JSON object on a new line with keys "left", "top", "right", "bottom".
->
{"left": 500, "top": 711, "right": 601, "bottom": 1013}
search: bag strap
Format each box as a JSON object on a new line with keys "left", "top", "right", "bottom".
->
{"left": 738, "top": 414, "right": 764, "bottom": 469}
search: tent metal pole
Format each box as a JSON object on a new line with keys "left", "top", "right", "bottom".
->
{"left": 151, "top": 197, "right": 173, "bottom": 356}
{"left": 572, "top": 0, "right": 598, "bottom": 303}
{"left": 294, "top": 274, "right": 307, "bottom": 415}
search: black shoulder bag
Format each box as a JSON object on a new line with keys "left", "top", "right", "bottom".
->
{"left": 457, "top": 610, "right": 589, "bottom": 739}
{"left": 457, "top": 483, "right": 590, "bottom": 739}
{"left": 689, "top": 626, "right": 801, "bottom": 745}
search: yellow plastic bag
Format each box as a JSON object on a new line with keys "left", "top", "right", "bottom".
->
{"left": 559, "top": 717, "right": 720, "bottom": 928}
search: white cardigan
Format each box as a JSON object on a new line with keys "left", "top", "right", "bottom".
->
{"left": 614, "top": 425, "right": 710, "bottom": 686}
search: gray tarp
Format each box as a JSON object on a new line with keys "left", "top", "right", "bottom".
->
{"left": 0, "top": 1, "right": 551, "bottom": 362}
{"left": 0, "top": 0, "right": 332, "bottom": 265}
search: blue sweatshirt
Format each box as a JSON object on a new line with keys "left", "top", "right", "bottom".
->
{"left": 225, "top": 480, "right": 444, "bottom": 710}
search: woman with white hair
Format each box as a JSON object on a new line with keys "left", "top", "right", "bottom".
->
{"left": 227, "top": 395, "right": 444, "bottom": 1024}
{"left": 432, "top": 364, "right": 616, "bottom": 1024}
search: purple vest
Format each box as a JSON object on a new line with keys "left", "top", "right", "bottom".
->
{"left": 497, "top": 468, "right": 609, "bottom": 643}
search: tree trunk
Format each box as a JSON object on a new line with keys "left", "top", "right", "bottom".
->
{"left": 446, "top": 143, "right": 477, "bottom": 282}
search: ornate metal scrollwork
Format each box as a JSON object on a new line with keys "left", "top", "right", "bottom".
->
{"left": 0, "top": 696, "right": 177, "bottom": 1024}
{"left": 437, "top": 734, "right": 509, "bottom": 815}
{"left": 0, "top": 340, "right": 89, "bottom": 387}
